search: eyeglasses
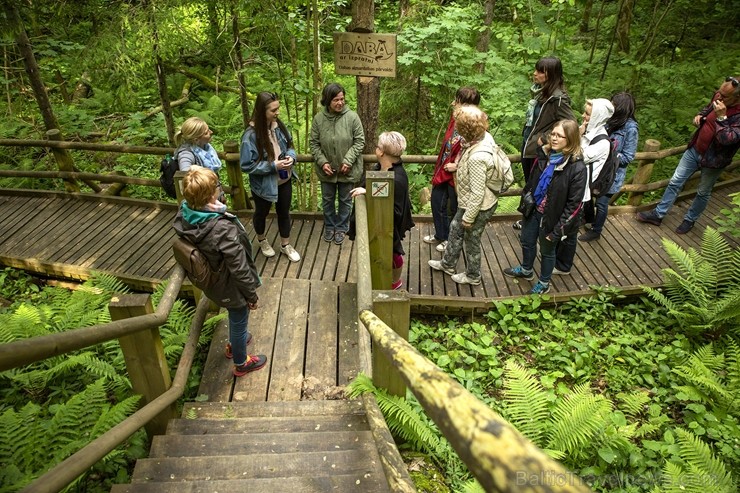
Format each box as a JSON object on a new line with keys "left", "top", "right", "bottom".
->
{"left": 726, "top": 77, "right": 739, "bottom": 88}
{"left": 550, "top": 132, "right": 566, "bottom": 140}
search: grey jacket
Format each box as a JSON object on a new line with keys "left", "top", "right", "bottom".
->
{"left": 173, "top": 204, "right": 260, "bottom": 307}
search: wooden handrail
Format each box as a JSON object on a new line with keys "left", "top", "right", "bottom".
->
{"left": 0, "top": 266, "right": 185, "bottom": 372}
{"left": 21, "top": 294, "right": 211, "bottom": 493}
{"left": 359, "top": 310, "right": 592, "bottom": 493}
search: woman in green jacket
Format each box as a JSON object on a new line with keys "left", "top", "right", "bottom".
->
{"left": 309, "top": 83, "right": 365, "bottom": 244}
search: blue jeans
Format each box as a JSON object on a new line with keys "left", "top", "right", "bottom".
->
{"left": 590, "top": 194, "right": 611, "bottom": 235}
{"left": 520, "top": 210, "right": 558, "bottom": 284}
{"left": 227, "top": 306, "right": 250, "bottom": 366}
{"left": 655, "top": 147, "right": 723, "bottom": 222}
{"left": 321, "top": 181, "right": 354, "bottom": 232}
{"left": 430, "top": 182, "right": 458, "bottom": 241}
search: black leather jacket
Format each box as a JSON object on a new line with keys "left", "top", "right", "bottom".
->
{"left": 524, "top": 150, "right": 587, "bottom": 239}
{"left": 173, "top": 209, "right": 260, "bottom": 307}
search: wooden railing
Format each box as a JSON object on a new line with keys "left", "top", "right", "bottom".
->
{"left": 5, "top": 133, "right": 737, "bottom": 215}
{"left": 0, "top": 267, "right": 216, "bottom": 493}
{"left": 352, "top": 177, "right": 593, "bottom": 493}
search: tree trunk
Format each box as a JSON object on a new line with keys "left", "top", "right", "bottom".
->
{"left": 637, "top": 0, "right": 675, "bottom": 64}
{"left": 616, "top": 0, "right": 634, "bottom": 53}
{"left": 146, "top": 0, "right": 174, "bottom": 145}
{"left": 231, "top": 3, "right": 250, "bottom": 128}
{"left": 474, "top": 0, "right": 495, "bottom": 73}
{"left": 4, "top": 3, "right": 59, "bottom": 130}
{"left": 589, "top": 0, "right": 608, "bottom": 64}
{"left": 580, "top": 0, "right": 594, "bottom": 33}
{"left": 350, "top": 0, "right": 379, "bottom": 156}
{"left": 309, "top": 0, "right": 321, "bottom": 211}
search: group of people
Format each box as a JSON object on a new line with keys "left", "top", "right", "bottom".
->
{"left": 172, "top": 68, "right": 740, "bottom": 376}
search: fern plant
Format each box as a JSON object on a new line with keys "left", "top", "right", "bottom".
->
{"left": 659, "top": 429, "right": 735, "bottom": 493}
{"left": 0, "top": 379, "right": 141, "bottom": 492}
{"left": 642, "top": 227, "right": 740, "bottom": 336}
{"left": 502, "top": 360, "right": 635, "bottom": 465}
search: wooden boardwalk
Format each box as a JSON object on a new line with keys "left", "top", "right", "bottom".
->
{"left": 1, "top": 184, "right": 738, "bottom": 306}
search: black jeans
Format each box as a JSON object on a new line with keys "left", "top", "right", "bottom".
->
{"left": 252, "top": 180, "right": 293, "bottom": 239}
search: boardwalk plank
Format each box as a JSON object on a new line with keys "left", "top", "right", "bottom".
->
{"left": 305, "top": 281, "right": 338, "bottom": 387}
{"left": 232, "top": 277, "right": 282, "bottom": 402}
{"left": 265, "top": 278, "right": 310, "bottom": 401}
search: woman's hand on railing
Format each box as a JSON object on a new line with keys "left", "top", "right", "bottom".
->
{"left": 350, "top": 187, "right": 366, "bottom": 198}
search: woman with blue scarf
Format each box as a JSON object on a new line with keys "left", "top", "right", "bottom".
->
{"left": 504, "top": 120, "right": 587, "bottom": 295}
{"left": 174, "top": 117, "right": 223, "bottom": 173}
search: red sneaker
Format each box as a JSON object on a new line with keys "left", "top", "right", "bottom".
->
{"left": 233, "top": 354, "right": 267, "bottom": 377}
{"left": 224, "top": 333, "right": 253, "bottom": 359}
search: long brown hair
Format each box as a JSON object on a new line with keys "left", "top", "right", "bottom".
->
{"left": 535, "top": 56, "right": 566, "bottom": 100}
{"left": 250, "top": 92, "right": 293, "bottom": 162}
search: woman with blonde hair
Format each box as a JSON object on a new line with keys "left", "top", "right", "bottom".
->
{"left": 174, "top": 117, "right": 222, "bottom": 173}
{"left": 428, "top": 105, "right": 512, "bottom": 286}
{"left": 504, "top": 119, "right": 587, "bottom": 294}
{"left": 173, "top": 166, "right": 267, "bottom": 377}
{"left": 351, "top": 131, "right": 414, "bottom": 290}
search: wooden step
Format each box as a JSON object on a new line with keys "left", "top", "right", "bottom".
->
{"left": 181, "top": 399, "right": 364, "bottom": 418}
{"left": 149, "top": 430, "right": 374, "bottom": 457}
{"left": 129, "top": 449, "right": 383, "bottom": 482}
{"left": 165, "top": 414, "right": 369, "bottom": 435}
{"left": 111, "top": 473, "right": 390, "bottom": 492}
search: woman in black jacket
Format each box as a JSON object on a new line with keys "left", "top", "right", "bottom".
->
{"left": 173, "top": 167, "right": 267, "bottom": 377}
{"left": 504, "top": 120, "right": 587, "bottom": 295}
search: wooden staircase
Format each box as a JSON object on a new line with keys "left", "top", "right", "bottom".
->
{"left": 111, "top": 399, "right": 391, "bottom": 492}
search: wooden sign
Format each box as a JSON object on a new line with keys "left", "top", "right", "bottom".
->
{"left": 333, "top": 32, "right": 397, "bottom": 78}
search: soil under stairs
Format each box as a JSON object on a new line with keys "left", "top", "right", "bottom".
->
{"left": 110, "top": 399, "right": 392, "bottom": 492}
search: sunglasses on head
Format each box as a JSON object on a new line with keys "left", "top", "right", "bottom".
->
{"left": 727, "top": 76, "right": 739, "bottom": 88}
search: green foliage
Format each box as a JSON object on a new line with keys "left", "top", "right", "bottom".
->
{"left": 0, "top": 268, "right": 213, "bottom": 491}
{"left": 0, "top": 379, "right": 141, "bottom": 492}
{"left": 659, "top": 429, "right": 735, "bottom": 493}
{"left": 642, "top": 227, "right": 740, "bottom": 336}
{"left": 715, "top": 192, "right": 740, "bottom": 238}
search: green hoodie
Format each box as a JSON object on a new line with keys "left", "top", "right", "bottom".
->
{"left": 309, "top": 106, "right": 365, "bottom": 183}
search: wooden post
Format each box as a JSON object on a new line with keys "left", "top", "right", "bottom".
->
{"left": 628, "top": 139, "right": 661, "bottom": 207}
{"left": 365, "top": 170, "right": 394, "bottom": 290}
{"left": 223, "top": 140, "right": 250, "bottom": 210}
{"left": 109, "top": 294, "right": 175, "bottom": 437}
{"left": 372, "top": 290, "right": 409, "bottom": 397}
{"left": 46, "top": 129, "right": 79, "bottom": 193}
{"left": 174, "top": 170, "right": 187, "bottom": 205}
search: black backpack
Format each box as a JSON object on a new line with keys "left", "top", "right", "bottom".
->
{"left": 587, "top": 134, "right": 619, "bottom": 198}
{"left": 172, "top": 237, "right": 222, "bottom": 290}
{"left": 160, "top": 154, "right": 179, "bottom": 198}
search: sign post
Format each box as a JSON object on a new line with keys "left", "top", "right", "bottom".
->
{"left": 333, "top": 32, "right": 397, "bottom": 78}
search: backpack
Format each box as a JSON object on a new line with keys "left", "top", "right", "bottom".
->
{"left": 488, "top": 144, "right": 515, "bottom": 194}
{"left": 588, "top": 134, "right": 619, "bottom": 198}
{"left": 160, "top": 148, "right": 199, "bottom": 199}
{"left": 160, "top": 154, "right": 179, "bottom": 198}
{"left": 172, "top": 237, "right": 222, "bottom": 290}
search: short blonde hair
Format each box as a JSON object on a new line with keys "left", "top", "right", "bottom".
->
{"left": 175, "top": 117, "right": 209, "bottom": 146}
{"left": 182, "top": 166, "right": 219, "bottom": 209}
{"left": 454, "top": 105, "right": 489, "bottom": 142}
{"left": 377, "top": 131, "right": 407, "bottom": 157}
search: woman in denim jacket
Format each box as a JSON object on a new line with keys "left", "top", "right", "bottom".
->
{"left": 240, "top": 92, "right": 301, "bottom": 263}
{"left": 580, "top": 92, "right": 638, "bottom": 241}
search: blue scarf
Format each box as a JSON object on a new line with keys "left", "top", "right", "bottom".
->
{"left": 533, "top": 152, "right": 565, "bottom": 205}
{"left": 191, "top": 144, "right": 222, "bottom": 173}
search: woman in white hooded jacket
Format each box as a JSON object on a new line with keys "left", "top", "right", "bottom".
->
{"left": 554, "top": 98, "right": 613, "bottom": 275}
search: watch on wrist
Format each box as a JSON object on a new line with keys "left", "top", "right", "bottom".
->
{"left": 717, "top": 115, "right": 727, "bottom": 122}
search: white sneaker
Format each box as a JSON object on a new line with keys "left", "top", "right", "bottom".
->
{"left": 436, "top": 240, "right": 448, "bottom": 252}
{"left": 451, "top": 272, "right": 481, "bottom": 285}
{"left": 422, "top": 234, "right": 437, "bottom": 244}
{"left": 552, "top": 267, "right": 571, "bottom": 275}
{"left": 428, "top": 259, "right": 455, "bottom": 275}
{"left": 280, "top": 244, "right": 301, "bottom": 262}
{"left": 259, "top": 239, "right": 275, "bottom": 257}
